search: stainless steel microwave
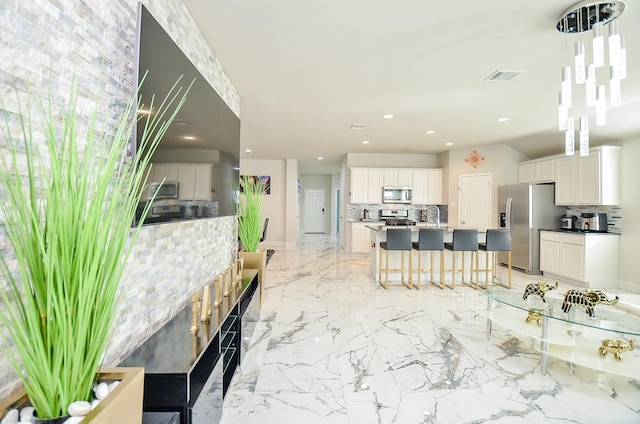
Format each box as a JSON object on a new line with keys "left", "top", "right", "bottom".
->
{"left": 148, "top": 181, "right": 179, "bottom": 200}
{"left": 382, "top": 186, "right": 412, "bottom": 204}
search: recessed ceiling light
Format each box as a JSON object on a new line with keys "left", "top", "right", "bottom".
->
{"left": 317, "top": 156, "right": 323, "bottom": 160}
{"left": 174, "top": 119, "right": 190, "bottom": 126}
{"left": 497, "top": 117, "right": 509, "bottom": 122}
{"left": 244, "top": 149, "right": 252, "bottom": 153}
{"left": 362, "top": 140, "right": 370, "bottom": 144}
{"left": 426, "top": 130, "right": 435, "bottom": 135}
{"left": 445, "top": 142, "right": 454, "bottom": 146}
{"left": 183, "top": 136, "right": 196, "bottom": 140}
{"left": 351, "top": 123, "right": 366, "bottom": 130}
{"left": 382, "top": 114, "right": 393, "bottom": 119}
{"left": 137, "top": 109, "right": 151, "bottom": 115}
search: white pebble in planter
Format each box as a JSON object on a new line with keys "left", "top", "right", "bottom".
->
{"left": 67, "top": 401, "right": 91, "bottom": 417}
{"left": 93, "top": 382, "right": 109, "bottom": 401}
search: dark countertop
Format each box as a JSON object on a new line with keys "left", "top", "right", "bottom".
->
{"left": 540, "top": 229, "right": 620, "bottom": 235}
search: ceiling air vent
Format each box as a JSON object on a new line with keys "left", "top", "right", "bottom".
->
{"left": 351, "top": 123, "right": 366, "bottom": 130}
{"left": 485, "top": 70, "right": 523, "bottom": 81}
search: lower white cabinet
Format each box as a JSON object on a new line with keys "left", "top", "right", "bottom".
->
{"left": 540, "top": 231, "right": 619, "bottom": 288}
{"left": 351, "top": 223, "right": 371, "bottom": 254}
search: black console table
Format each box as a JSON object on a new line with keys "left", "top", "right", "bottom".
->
{"left": 120, "top": 269, "right": 259, "bottom": 423}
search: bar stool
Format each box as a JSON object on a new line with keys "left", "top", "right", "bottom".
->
{"left": 378, "top": 228, "right": 413, "bottom": 290}
{"left": 443, "top": 229, "right": 478, "bottom": 289}
{"left": 478, "top": 229, "right": 512, "bottom": 289}
{"left": 411, "top": 228, "right": 445, "bottom": 289}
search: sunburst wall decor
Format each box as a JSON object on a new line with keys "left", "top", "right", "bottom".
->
{"left": 465, "top": 150, "right": 485, "bottom": 168}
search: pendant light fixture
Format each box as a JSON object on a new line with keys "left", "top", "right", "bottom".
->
{"left": 556, "top": 1, "right": 627, "bottom": 156}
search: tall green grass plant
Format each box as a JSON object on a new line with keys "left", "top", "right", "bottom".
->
{"left": 237, "top": 176, "right": 266, "bottom": 252}
{"left": 0, "top": 76, "right": 190, "bottom": 419}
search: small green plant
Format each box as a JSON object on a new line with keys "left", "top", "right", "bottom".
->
{"left": 0, "top": 76, "right": 190, "bottom": 419}
{"left": 237, "top": 176, "right": 266, "bottom": 252}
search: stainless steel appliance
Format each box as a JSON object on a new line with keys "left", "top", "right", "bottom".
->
{"left": 382, "top": 186, "right": 412, "bottom": 204}
{"left": 148, "top": 181, "right": 179, "bottom": 200}
{"left": 380, "top": 209, "right": 416, "bottom": 226}
{"left": 363, "top": 208, "right": 371, "bottom": 220}
{"left": 498, "top": 184, "right": 565, "bottom": 274}
{"left": 560, "top": 214, "right": 578, "bottom": 231}
{"left": 581, "top": 212, "right": 608, "bottom": 232}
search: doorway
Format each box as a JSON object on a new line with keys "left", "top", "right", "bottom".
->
{"left": 458, "top": 173, "right": 492, "bottom": 230}
{"left": 304, "top": 189, "right": 326, "bottom": 233}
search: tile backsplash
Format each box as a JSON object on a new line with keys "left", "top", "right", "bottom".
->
{"left": 348, "top": 204, "right": 449, "bottom": 224}
{"left": 564, "top": 206, "right": 622, "bottom": 234}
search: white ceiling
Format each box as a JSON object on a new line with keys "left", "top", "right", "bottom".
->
{"left": 182, "top": 0, "right": 640, "bottom": 175}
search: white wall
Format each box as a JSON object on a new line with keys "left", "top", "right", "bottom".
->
{"left": 445, "top": 144, "right": 528, "bottom": 227}
{"left": 241, "top": 158, "right": 299, "bottom": 249}
{"left": 618, "top": 137, "right": 640, "bottom": 290}
{"left": 347, "top": 153, "right": 438, "bottom": 168}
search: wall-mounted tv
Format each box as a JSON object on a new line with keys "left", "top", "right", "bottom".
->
{"left": 134, "top": 3, "right": 239, "bottom": 224}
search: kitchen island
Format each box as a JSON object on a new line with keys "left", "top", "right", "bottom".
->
{"left": 367, "top": 225, "right": 490, "bottom": 285}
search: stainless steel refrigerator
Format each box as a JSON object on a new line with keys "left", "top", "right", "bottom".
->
{"left": 497, "top": 184, "right": 564, "bottom": 274}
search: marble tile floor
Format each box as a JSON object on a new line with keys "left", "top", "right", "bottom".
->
{"left": 202, "top": 234, "right": 640, "bottom": 424}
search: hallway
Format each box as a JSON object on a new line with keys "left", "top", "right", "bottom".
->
{"left": 214, "top": 234, "right": 639, "bottom": 423}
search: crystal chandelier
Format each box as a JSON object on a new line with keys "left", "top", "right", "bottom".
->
{"left": 556, "top": 1, "right": 627, "bottom": 156}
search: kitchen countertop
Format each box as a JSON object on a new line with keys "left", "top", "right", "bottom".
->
{"left": 540, "top": 229, "right": 620, "bottom": 235}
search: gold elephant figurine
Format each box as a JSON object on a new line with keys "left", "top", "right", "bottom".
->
{"left": 525, "top": 308, "right": 545, "bottom": 326}
{"left": 598, "top": 339, "right": 635, "bottom": 361}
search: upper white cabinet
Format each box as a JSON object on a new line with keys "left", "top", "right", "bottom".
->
{"left": 398, "top": 169, "right": 413, "bottom": 186}
{"left": 555, "top": 146, "right": 620, "bottom": 206}
{"left": 367, "top": 170, "right": 384, "bottom": 204}
{"left": 413, "top": 169, "right": 443, "bottom": 204}
{"left": 350, "top": 168, "right": 369, "bottom": 203}
{"left": 555, "top": 156, "right": 576, "bottom": 205}
{"left": 146, "top": 163, "right": 213, "bottom": 201}
{"left": 350, "top": 167, "right": 443, "bottom": 204}
{"left": 517, "top": 159, "right": 555, "bottom": 184}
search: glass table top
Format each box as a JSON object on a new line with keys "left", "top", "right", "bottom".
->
{"left": 483, "top": 287, "right": 640, "bottom": 337}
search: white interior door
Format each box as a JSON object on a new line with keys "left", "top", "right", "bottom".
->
{"left": 459, "top": 174, "right": 492, "bottom": 229}
{"left": 304, "top": 189, "right": 325, "bottom": 233}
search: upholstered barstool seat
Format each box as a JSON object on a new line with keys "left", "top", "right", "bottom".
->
{"left": 443, "top": 229, "right": 478, "bottom": 289}
{"left": 478, "top": 229, "right": 512, "bottom": 289}
{"left": 411, "top": 228, "right": 445, "bottom": 289}
{"left": 378, "top": 228, "right": 412, "bottom": 290}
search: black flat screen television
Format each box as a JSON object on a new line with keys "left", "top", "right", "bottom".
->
{"left": 133, "top": 3, "right": 239, "bottom": 224}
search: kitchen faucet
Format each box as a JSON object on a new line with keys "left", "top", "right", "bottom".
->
{"left": 425, "top": 205, "right": 440, "bottom": 228}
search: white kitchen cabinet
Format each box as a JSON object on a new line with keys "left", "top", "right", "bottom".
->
{"left": 411, "top": 169, "right": 443, "bottom": 204}
{"left": 540, "top": 230, "right": 619, "bottom": 288}
{"left": 554, "top": 156, "right": 576, "bottom": 205}
{"left": 383, "top": 169, "right": 398, "bottom": 186}
{"left": 398, "top": 169, "right": 413, "bottom": 186}
{"left": 535, "top": 160, "right": 555, "bottom": 182}
{"left": 178, "top": 165, "right": 196, "bottom": 200}
{"left": 351, "top": 222, "right": 371, "bottom": 254}
{"left": 518, "top": 159, "right": 555, "bottom": 184}
{"left": 517, "top": 163, "right": 535, "bottom": 184}
{"left": 350, "top": 168, "right": 369, "bottom": 203}
{"left": 558, "top": 233, "right": 585, "bottom": 282}
{"left": 152, "top": 164, "right": 179, "bottom": 184}
{"left": 555, "top": 146, "right": 620, "bottom": 206}
{"left": 193, "top": 164, "right": 213, "bottom": 200}
{"left": 539, "top": 231, "right": 560, "bottom": 275}
{"left": 427, "top": 169, "right": 443, "bottom": 204}
{"left": 367, "top": 169, "right": 384, "bottom": 204}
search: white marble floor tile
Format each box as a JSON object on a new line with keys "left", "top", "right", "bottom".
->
{"left": 209, "top": 234, "right": 640, "bottom": 424}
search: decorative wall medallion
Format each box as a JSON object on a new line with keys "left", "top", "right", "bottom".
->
{"left": 465, "top": 150, "right": 485, "bottom": 168}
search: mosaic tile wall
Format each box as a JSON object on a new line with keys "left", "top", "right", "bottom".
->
{"left": 347, "top": 204, "right": 449, "bottom": 224}
{"left": 0, "top": 0, "right": 238, "bottom": 399}
{"left": 565, "top": 205, "right": 622, "bottom": 234}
